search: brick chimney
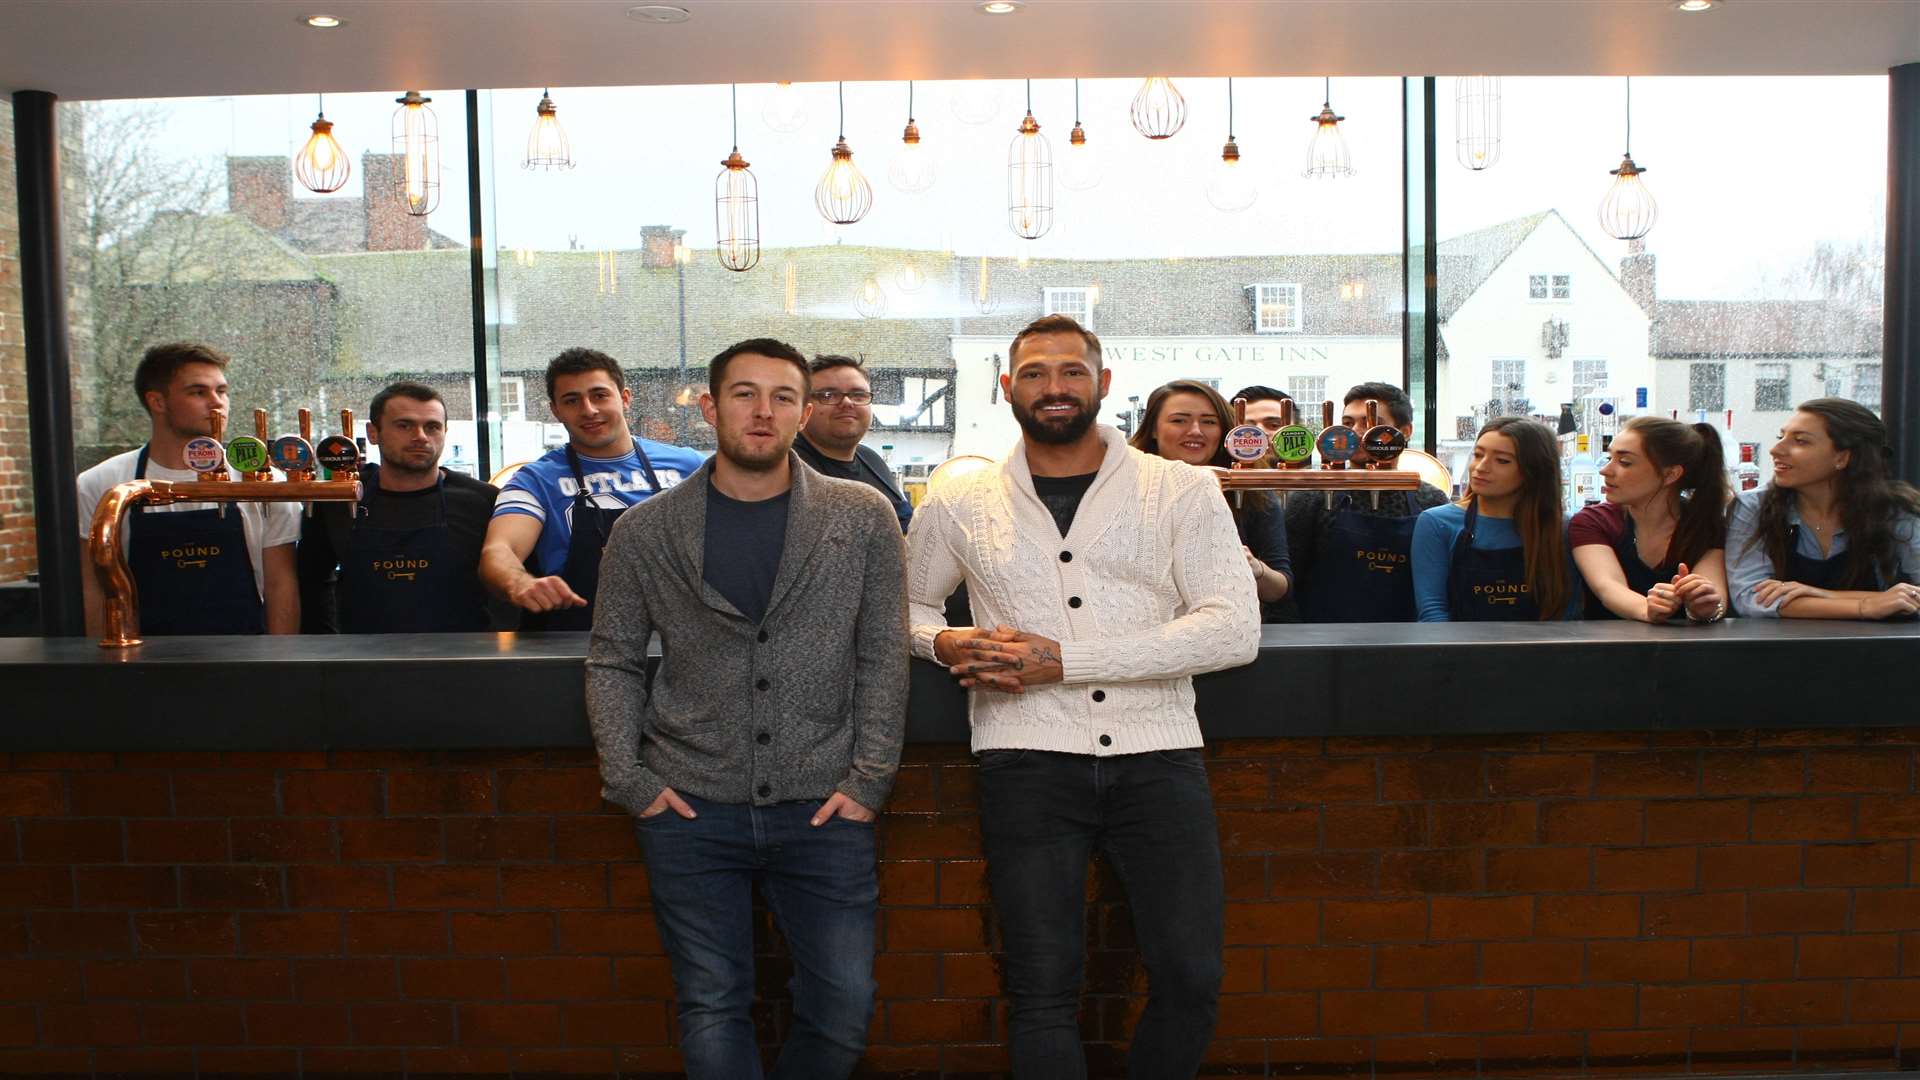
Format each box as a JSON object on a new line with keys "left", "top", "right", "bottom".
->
{"left": 361, "top": 153, "right": 429, "bottom": 252}
{"left": 639, "top": 225, "right": 685, "bottom": 269}
{"left": 1620, "top": 238, "right": 1657, "bottom": 314}
{"left": 227, "top": 157, "right": 289, "bottom": 233}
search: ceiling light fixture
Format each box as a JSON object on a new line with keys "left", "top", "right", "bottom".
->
{"left": 1674, "top": 0, "right": 1716, "bottom": 11}
{"left": 1205, "top": 77, "right": 1257, "bottom": 212}
{"left": 391, "top": 90, "right": 441, "bottom": 217}
{"left": 1059, "top": 78, "right": 1101, "bottom": 191}
{"left": 978, "top": 1, "right": 1025, "bottom": 13}
{"left": 855, "top": 275, "right": 888, "bottom": 319}
{"left": 1304, "top": 77, "right": 1355, "bottom": 179}
{"left": 715, "top": 84, "right": 761, "bottom": 272}
{"left": 300, "top": 14, "right": 344, "bottom": 28}
{"left": 625, "top": 5, "right": 691, "bottom": 23}
{"left": 1454, "top": 76, "right": 1501, "bottom": 171}
{"left": 816, "top": 82, "right": 874, "bottom": 225}
{"left": 889, "top": 81, "right": 937, "bottom": 194}
{"left": 1008, "top": 79, "right": 1054, "bottom": 240}
{"left": 1131, "top": 76, "right": 1186, "bottom": 140}
{"left": 524, "top": 89, "right": 575, "bottom": 171}
{"left": 1598, "top": 76, "right": 1657, "bottom": 240}
{"left": 294, "top": 93, "right": 350, "bottom": 194}
{"left": 763, "top": 81, "right": 807, "bottom": 134}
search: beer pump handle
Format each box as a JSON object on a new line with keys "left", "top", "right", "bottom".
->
{"left": 299, "top": 408, "right": 313, "bottom": 444}
{"left": 341, "top": 409, "right": 354, "bottom": 440}
{"left": 1231, "top": 397, "right": 1247, "bottom": 427}
{"left": 210, "top": 408, "right": 227, "bottom": 443}
{"left": 255, "top": 409, "right": 269, "bottom": 444}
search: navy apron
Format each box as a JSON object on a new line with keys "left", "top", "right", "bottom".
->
{"left": 522, "top": 443, "right": 660, "bottom": 632}
{"left": 338, "top": 465, "right": 488, "bottom": 633}
{"left": 126, "top": 445, "right": 265, "bottom": 635}
{"left": 1782, "top": 524, "right": 1917, "bottom": 620}
{"left": 1585, "top": 515, "right": 1678, "bottom": 621}
{"left": 1446, "top": 497, "right": 1542, "bottom": 622}
{"left": 1299, "top": 495, "right": 1419, "bottom": 622}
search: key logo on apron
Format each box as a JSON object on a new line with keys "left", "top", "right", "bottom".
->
{"left": 373, "top": 557, "right": 430, "bottom": 582}
{"left": 161, "top": 544, "right": 221, "bottom": 569}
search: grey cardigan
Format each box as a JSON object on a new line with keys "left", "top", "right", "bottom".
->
{"left": 585, "top": 453, "right": 909, "bottom": 815}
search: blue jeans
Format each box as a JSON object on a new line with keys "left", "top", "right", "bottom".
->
{"left": 636, "top": 793, "right": 878, "bottom": 1080}
{"left": 977, "top": 748, "right": 1225, "bottom": 1080}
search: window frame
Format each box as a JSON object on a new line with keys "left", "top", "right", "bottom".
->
{"left": 1042, "top": 286, "right": 1093, "bottom": 330}
{"left": 1689, "top": 362, "right": 1728, "bottom": 414}
{"left": 1250, "top": 282, "right": 1304, "bottom": 334}
{"left": 1753, "top": 362, "right": 1793, "bottom": 412}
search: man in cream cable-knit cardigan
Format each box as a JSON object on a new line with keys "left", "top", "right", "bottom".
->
{"left": 906, "top": 315, "right": 1261, "bottom": 1078}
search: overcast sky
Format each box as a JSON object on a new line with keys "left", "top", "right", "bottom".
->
{"left": 104, "top": 74, "right": 1886, "bottom": 302}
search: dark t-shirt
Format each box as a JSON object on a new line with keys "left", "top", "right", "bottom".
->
{"left": 1235, "top": 496, "right": 1294, "bottom": 623}
{"left": 298, "top": 467, "right": 498, "bottom": 633}
{"left": 703, "top": 480, "right": 791, "bottom": 625}
{"left": 794, "top": 435, "right": 912, "bottom": 533}
{"left": 1032, "top": 472, "right": 1098, "bottom": 537}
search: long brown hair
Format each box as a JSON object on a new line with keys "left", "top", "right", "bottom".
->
{"left": 1619, "top": 415, "right": 1730, "bottom": 566}
{"left": 1460, "top": 417, "right": 1571, "bottom": 620}
{"left": 1129, "top": 379, "right": 1272, "bottom": 518}
{"left": 1748, "top": 398, "right": 1920, "bottom": 586}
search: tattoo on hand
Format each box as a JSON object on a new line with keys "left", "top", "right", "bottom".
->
{"left": 1032, "top": 646, "right": 1060, "bottom": 666}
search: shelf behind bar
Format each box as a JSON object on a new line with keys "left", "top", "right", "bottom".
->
{"left": 5, "top": 622, "right": 1917, "bottom": 751}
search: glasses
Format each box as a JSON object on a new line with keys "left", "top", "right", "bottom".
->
{"left": 809, "top": 389, "right": 873, "bottom": 405}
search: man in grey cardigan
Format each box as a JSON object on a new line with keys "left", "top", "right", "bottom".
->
{"left": 586, "top": 337, "right": 909, "bottom": 1080}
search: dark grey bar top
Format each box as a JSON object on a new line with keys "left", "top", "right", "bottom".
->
{"left": 4, "top": 621, "right": 1916, "bottom": 751}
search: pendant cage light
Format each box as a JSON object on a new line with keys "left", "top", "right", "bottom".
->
{"left": 524, "top": 88, "right": 575, "bottom": 171}
{"left": 294, "top": 93, "right": 351, "bottom": 194}
{"left": 895, "top": 258, "right": 927, "bottom": 292}
{"left": 1007, "top": 79, "right": 1054, "bottom": 240}
{"left": 391, "top": 90, "right": 441, "bottom": 216}
{"left": 715, "top": 87, "right": 761, "bottom": 272}
{"left": 816, "top": 83, "right": 874, "bottom": 225}
{"left": 1204, "top": 77, "right": 1257, "bottom": 212}
{"left": 782, "top": 261, "right": 800, "bottom": 316}
{"left": 1598, "top": 76, "right": 1658, "bottom": 241}
{"left": 1131, "top": 76, "right": 1186, "bottom": 140}
{"left": 1453, "top": 76, "right": 1501, "bottom": 171}
{"left": 1303, "top": 77, "right": 1355, "bottom": 179}
{"left": 889, "top": 81, "right": 937, "bottom": 194}
{"left": 952, "top": 81, "right": 1004, "bottom": 125}
{"left": 854, "top": 274, "right": 888, "bottom": 319}
{"left": 1060, "top": 78, "right": 1102, "bottom": 191}
{"left": 973, "top": 255, "right": 999, "bottom": 315}
{"left": 763, "top": 81, "right": 807, "bottom": 133}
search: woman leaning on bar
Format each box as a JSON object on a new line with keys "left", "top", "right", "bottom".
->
{"left": 1128, "top": 379, "right": 1293, "bottom": 618}
{"left": 1726, "top": 397, "right": 1920, "bottom": 621}
{"left": 1570, "top": 417, "right": 1730, "bottom": 623}
{"left": 1412, "top": 417, "right": 1580, "bottom": 621}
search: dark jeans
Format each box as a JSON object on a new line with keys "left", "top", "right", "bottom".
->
{"left": 976, "top": 748, "right": 1225, "bottom": 1079}
{"left": 636, "top": 793, "right": 878, "bottom": 1080}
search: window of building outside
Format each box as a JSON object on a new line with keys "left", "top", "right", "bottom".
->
{"left": 1252, "top": 283, "right": 1304, "bottom": 333}
{"left": 480, "top": 79, "right": 1402, "bottom": 477}
{"left": 1856, "top": 362, "right": 1882, "bottom": 411}
{"left": 1043, "top": 286, "right": 1093, "bottom": 329}
{"left": 54, "top": 93, "right": 477, "bottom": 481}
{"left": 1491, "top": 358, "right": 1528, "bottom": 416}
{"left": 1287, "top": 375, "right": 1328, "bottom": 429}
{"left": 1690, "top": 362, "right": 1726, "bottom": 413}
{"left": 1753, "top": 361, "right": 1792, "bottom": 412}
{"left": 1436, "top": 76, "right": 1885, "bottom": 499}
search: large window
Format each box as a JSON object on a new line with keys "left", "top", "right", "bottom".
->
{"left": 1252, "top": 283, "right": 1304, "bottom": 333}
{"left": 1436, "top": 76, "right": 1886, "bottom": 484}
{"left": 1044, "top": 286, "right": 1094, "bottom": 329}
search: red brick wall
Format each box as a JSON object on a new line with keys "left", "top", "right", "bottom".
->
{"left": 2, "top": 731, "right": 1918, "bottom": 1078}
{"left": 0, "top": 109, "right": 37, "bottom": 585}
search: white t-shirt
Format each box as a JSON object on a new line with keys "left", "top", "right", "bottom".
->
{"left": 76, "top": 448, "right": 302, "bottom": 600}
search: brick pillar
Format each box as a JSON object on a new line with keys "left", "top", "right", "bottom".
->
{"left": 638, "top": 225, "right": 684, "bottom": 269}
{"left": 361, "top": 153, "right": 427, "bottom": 252}
{"left": 226, "top": 156, "right": 289, "bottom": 234}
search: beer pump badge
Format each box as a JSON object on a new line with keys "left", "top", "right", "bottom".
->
{"left": 1272, "top": 424, "right": 1315, "bottom": 465}
{"left": 1224, "top": 424, "right": 1271, "bottom": 463}
{"left": 182, "top": 436, "right": 225, "bottom": 474}
{"left": 269, "top": 435, "right": 316, "bottom": 474}
{"left": 1363, "top": 425, "right": 1409, "bottom": 461}
{"left": 225, "top": 436, "right": 269, "bottom": 474}
{"left": 315, "top": 435, "right": 362, "bottom": 475}
{"left": 1316, "top": 425, "right": 1359, "bottom": 464}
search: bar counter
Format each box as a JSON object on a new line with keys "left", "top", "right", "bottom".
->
{"left": 4, "top": 624, "right": 1920, "bottom": 1078}
{"left": 3, "top": 621, "right": 1917, "bottom": 749}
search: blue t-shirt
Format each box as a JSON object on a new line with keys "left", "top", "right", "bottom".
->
{"left": 492, "top": 440, "right": 706, "bottom": 576}
{"left": 1411, "top": 501, "right": 1582, "bottom": 621}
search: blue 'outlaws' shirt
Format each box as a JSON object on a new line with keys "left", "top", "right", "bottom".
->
{"left": 491, "top": 440, "right": 706, "bottom": 576}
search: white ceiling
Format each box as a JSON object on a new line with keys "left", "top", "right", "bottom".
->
{"left": 3, "top": 0, "right": 1918, "bottom": 103}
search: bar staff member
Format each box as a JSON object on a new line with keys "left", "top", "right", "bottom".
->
{"left": 480, "top": 348, "right": 704, "bottom": 630}
{"left": 76, "top": 342, "right": 300, "bottom": 637}
{"left": 1412, "top": 417, "right": 1579, "bottom": 621}
{"left": 1230, "top": 383, "right": 1293, "bottom": 468}
{"left": 298, "top": 382, "right": 497, "bottom": 633}
{"left": 792, "top": 354, "right": 913, "bottom": 532}
{"left": 1128, "top": 379, "right": 1292, "bottom": 618}
{"left": 1727, "top": 398, "right": 1920, "bottom": 620}
{"left": 1571, "top": 416, "right": 1730, "bottom": 623}
{"left": 1285, "top": 382, "right": 1449, "bottom": 622}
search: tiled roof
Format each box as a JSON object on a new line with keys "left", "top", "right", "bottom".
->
{"left": 120, "top": 212, "right": 323, "bottom": 285}
{"left": 1651, "top": 300, "right": 1880, "bottom": 358}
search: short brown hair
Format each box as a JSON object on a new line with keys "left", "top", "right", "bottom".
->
{"left": 134, "top": 342, "right": 229, "bottom": 411}
{"left": 370, "top": 381, "right": 446, "bottom": 424}
{"left": 709, "top": 338, "right": 811, "bottom": 397}
{"left": 1009, "top": 314, "right": 1102, "bottom": 370}
{"left": 545, "top": 348, "right": 625, "bottom": 402}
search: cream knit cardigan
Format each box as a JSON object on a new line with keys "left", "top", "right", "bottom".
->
{"left": 907, "top": 425, "right": 1262, "bottom": 755}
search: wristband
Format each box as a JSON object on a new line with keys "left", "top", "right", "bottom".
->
{"left": 1686, "top": 600, "right": 1726, "bottom": 624}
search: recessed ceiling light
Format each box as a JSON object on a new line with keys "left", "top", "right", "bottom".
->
{"left": 978, "top": 1, "right": 1026, "bottom": 13}
{"left": 300, "top": 13, "right": 345, "bottom": 27}
{"left": 1674, "top": 0, "right": 1716, "bottom": 11}
{"left": 626, "top": 4, "right": 691, "bottom": 22}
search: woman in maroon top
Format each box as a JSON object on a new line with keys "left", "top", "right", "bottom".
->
{"left": 1570, "top": 417, "right": 1731, "bottom": 622}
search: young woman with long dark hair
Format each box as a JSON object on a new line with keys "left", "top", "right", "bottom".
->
{"left": 1571, "top": 417, "right": 1730, "bottom": 622}
{"left": 1726, "top": 398, "right": 1920, "bottom": 620}
{"left": 1411, "top": 417, "right": 1579, "bottom": 621}
{"left": 1129, "top": 379, "right": 1292, "bottom": 617}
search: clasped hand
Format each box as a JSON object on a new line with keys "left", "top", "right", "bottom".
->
{"left": 1647, "top": 561, "right": 1723, "bottom": 622}
{"left": 936, "top": 625, "right": 1064, "bottom": 694}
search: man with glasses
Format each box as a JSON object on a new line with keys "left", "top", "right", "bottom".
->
{"left": 793, "top": 354, "right": 913, "bottom": 532}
